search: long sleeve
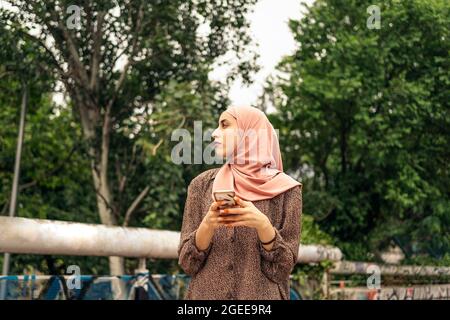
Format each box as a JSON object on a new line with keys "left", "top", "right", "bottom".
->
{"left": 178, "top": 179, "right": 213, "bottom": 276}
{"left": 258, "top": 185, "right": 302, "bottom": 285}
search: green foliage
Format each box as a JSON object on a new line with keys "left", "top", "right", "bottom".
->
{"left": 1, "top": 0, "right": 259, "bottom": 275}
{"left": 292, "top": 260, "right": 334, "bottom": 300}
{"left": 268, "top": 0, "right": 449, "bottom": 264}
{"left": 404, "top": 252, "right": 450, "bottom": 268}
{"left": 301, "top": 214, "right": 335, "bottom": 246}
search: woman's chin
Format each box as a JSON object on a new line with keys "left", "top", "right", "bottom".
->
{"left": 215, "top": 144, "right": 239, "bottom": 162}
{"left": 215, "top": 150, "right": 233, "bottom": 163}
{"left": 214, "top": 148, "right": 224, "bottom": 160}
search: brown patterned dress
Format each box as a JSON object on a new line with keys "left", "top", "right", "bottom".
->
{"left": 178, "top": 168, "right": 302, "bottom": 300}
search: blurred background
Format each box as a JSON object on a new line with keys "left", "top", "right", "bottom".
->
{"left": 0, "top": 0, "right": 448, "bottom": 299}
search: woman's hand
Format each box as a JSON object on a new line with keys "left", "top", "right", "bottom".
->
{"left": 195, "top": 200, "right": 227, "bottom": 251}
{"left": 202, "top": 200, "right": 227, "bottom": 231}
{"left": 218, "top": 196, "right": 276, "bottom": 250}
{"left": 218, "top": 196, "right": 273, "bottom": 232}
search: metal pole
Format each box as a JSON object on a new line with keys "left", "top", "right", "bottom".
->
{"left": 0, "top": 216, "right": 343, "bottom": 264}
{"left": 1, "top": 84, "right": 28, "bottom": 300}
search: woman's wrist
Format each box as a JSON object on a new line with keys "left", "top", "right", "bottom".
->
{"left": 200, "top": 217, "right": 215, "bottom": 234}
{"left": 257, "top": 218, "right": 275, "bottom": 242}
{"left": 195, "top": 219, "right": 215, "bottom": 251}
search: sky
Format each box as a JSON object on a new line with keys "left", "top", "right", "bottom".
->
{"left": 209, "top": 0, "right": 315, "bottom": 111}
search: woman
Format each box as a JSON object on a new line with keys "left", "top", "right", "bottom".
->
{"left": 178, "top": 105, "right": 302, "bottom": 300}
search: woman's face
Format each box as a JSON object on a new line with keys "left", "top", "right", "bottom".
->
{"left": 212, "top": 111, "right": 238, "bottom": 159}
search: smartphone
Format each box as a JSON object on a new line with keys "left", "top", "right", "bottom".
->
{"left": 213, "top": 190, "right": 236, "bottom": 208}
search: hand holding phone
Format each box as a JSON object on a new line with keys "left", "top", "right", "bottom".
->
{"left": 213, "top": 190, "right": 236, "bottom": 210}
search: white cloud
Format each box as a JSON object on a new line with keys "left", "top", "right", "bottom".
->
{"left": 209, "top": 0, "right": 315, "bottom": 111}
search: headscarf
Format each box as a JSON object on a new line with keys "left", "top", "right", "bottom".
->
{"left": 211, "top": 106, "right": 301, "bottom": 201}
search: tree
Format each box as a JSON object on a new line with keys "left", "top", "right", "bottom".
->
{"left": 1, "top": 0, "right": 259, "bottom": 274}
{"left": 266, "top": 0, "right": 449, "bottom": 262}
{"left": 0, "top": 23, "right": 105, "bottom": 275}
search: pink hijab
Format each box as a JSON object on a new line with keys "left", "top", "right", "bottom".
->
{"left": 212, "top": 106, "right": 301, "bottom": 201}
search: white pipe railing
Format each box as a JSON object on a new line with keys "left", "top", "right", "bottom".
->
{"left": 331, "top": 261, "right": 450, "bottom": 276}
{"left": 0, "top": 217, "right": 342, "bottom": 263}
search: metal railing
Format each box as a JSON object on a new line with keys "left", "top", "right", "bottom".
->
{"left": 0, "top": 216, "right": 342, "bottom": 263}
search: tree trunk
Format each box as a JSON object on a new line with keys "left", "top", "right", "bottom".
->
{"left": 77, "top": 102, "right": 126, "bottom": 297}
{"left": 92, "top": 166, "right": 125, "bottom": 276}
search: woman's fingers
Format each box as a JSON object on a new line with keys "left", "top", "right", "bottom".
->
{"left": 210, "top": 200, "right": 225, "bottom": 211}
{"left": 209, "top": 216, "right": 221, "bottom": 224}
{"left": 225, "top": 221, "right": 247, "bottom": 228}
{"left": 218, "top": 215, "right": 240, "bottom": 222}
{"left": 218, "top": 213, "right": 249, "bottom": 222}
{"left": 219, "top": 207, "right": 247, "bottom": 215}
{"left": 234, "top": 196, "right": 252, "bottom": 208}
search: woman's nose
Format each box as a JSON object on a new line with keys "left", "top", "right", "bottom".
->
{"left": 212, "top": 127, "right": 220, "bottom": 139}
